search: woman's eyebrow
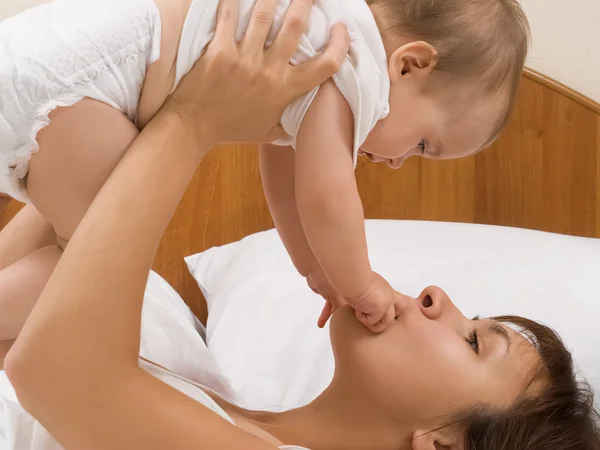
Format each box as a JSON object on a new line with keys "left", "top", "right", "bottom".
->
{"left": 488, "top": 322, "right": 512, "bottom": 356}
{"left": 471, "top": 316, "right": 512, "bottom": 356}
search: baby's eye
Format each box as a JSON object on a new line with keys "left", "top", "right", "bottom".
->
{"left": 418, "top": 139, "right": 426, "bottom": 155}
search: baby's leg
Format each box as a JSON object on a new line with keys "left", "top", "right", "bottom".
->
{"left": 0, "top": 99, "right": 138, "bottom": 345}
{"left": 28, "top": 99, "right": 139, "bottom": 244}
{"left": 0, "top": 205, "right": 59, "bottom": 365}
{"left": 0, "top": 246, "right": 62, "bottom": 341}
{"left": 0, "top": 340, "right": 13, "bottom": 370}
{"left": 0, "top": 204, "right": 57, "bottom": 269}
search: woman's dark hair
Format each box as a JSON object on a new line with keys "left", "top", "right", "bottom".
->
{"left": 462, "top": 316, "right": 600, "bottom": 449}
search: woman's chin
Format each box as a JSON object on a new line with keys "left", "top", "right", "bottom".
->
{"left": 330, "top": 305, "right": 374, "bottom": 340}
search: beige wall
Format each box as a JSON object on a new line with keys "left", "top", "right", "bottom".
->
{"left": 1, "top": 0, "right": 599, "bottom": 103}
{"left": 0, "top": 0, "right": 49, "bottom": 21}
{"left": 522, "top": 0, "right": 600, "bottom": 103}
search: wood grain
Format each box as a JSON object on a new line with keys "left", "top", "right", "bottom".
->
{"left": 524, "top": 67, "right": 600, "bottom": 115}
{"left": 2, "top": 75, "right": 599, "bottom": 322}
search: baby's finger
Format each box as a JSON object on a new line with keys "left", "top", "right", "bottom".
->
{"left": 355, "top": 305, "right": 381, "bottom": 326}
{"left": 355, "top": 309, "right": 378, "bottom": 329}
{"left": 318, "top": 302, "right": 333, "bottom": 328}
{"left": 369, "top": 308, "right": 395, "bottom": 333}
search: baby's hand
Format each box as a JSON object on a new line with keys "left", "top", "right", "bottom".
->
{"left": 347, "top": 272, "right": 398, "bottom": 333}
{"left": 306, "top": 268, "right": 346, "bottom": 328}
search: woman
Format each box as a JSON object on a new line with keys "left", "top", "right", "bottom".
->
{"left": 1, "top": 1, "right": 599, "bottom": 449}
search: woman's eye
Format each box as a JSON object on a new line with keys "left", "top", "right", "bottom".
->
{"left": 418, "top": 139, "right": 426, "bottom": 155}
{"left": 467, "top": 330, "right": 480, "bottom": 354}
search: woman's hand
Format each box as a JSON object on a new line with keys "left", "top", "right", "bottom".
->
{"left": 164, "top": 0, "right": 350, "bottom": 148}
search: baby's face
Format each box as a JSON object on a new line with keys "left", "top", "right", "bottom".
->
{"left": 361, "top": 81, "right": 501, "bottom": 169}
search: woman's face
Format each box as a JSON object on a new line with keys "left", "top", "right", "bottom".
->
{"left": 329, "top": 286, "right": 544, "bottom": 428}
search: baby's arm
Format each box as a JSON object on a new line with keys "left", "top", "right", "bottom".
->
{"left": 260, "top": 144, "right": 346, "bottom": 323}
{"left": 259, "top": 143, "right": 320, "bottom": 277}
{"left": 295, "top": 80, "right": 399, "bottom": 332}
{"left": 295, "top": 81, "right": 372, "bottom": 300}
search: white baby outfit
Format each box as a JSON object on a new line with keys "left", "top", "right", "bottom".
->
{"left": 0, "top": 0, "right": 390, "bottom": 203}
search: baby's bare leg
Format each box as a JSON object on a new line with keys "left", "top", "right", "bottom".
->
{"left": 0, "top": 245, "right": 62, "bottom": 341}
{"left": 0, "top": 204, "right": 57, "bottom": 269}
{"left": 28, "top": 99, "right": 139, "bottom": 243}
{"left": 0, "top": 340, "right": 14, "bottom": 370}
{"left": 0, "top": 205, "right": 59, "bottom": 364}
{"left": 0, "top": 99, "right": 138, "bottom": 350}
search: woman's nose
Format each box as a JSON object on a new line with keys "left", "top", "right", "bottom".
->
{"left": 416, "top": 286, "right": 454, "bottom": 320}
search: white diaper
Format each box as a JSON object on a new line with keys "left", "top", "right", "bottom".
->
{"left": 0, "top": 0, "right": 390, "bottom": 204}
{"left": 0, "top": 0, "right": 162, "bottom": 202}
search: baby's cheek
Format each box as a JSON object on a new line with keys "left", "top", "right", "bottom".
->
{"left": 364, "top": 122, "right": 396, "bottom": 155}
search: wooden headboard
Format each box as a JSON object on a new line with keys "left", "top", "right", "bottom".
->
{"left": 2, "top": 70, "right": 599, "bottom": 322}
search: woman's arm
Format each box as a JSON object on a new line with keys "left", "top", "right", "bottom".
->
{"left": 4, "top": 0, "right": 350, "bottom": 448}
{"left": 12, "top": 116, "right": 273, "bottom": 450}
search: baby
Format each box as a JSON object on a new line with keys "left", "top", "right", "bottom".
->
{"left": 0, "top": 0, "right": 529, "bottom": 336}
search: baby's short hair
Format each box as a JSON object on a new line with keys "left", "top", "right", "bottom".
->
{"left": 371, "top": 0, "right": 530, "bottom": 144}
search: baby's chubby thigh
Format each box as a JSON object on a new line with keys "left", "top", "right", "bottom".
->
{"left": 27, "top": 98, "right": 139, "bottom": 248}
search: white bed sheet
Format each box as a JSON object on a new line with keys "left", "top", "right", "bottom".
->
{"left": 186, "top": 220, "right": 600, "bottom": 411}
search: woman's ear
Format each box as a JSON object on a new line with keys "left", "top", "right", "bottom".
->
{"left": 389, "top": 41, "right": 438, "bottom": 83}
{"left": 412, "top": 429, "right": 461, "bottom": 450}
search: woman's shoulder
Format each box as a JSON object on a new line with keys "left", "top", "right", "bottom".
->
{"left": 140, "top": 361, "right": 313, "bottom": 450}
{"left": 140, "top": 359, "right": 237, "bottom": 421}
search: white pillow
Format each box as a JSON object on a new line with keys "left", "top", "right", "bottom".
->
{"left": 186, "top": 220, "right": 600, "bottom": 411}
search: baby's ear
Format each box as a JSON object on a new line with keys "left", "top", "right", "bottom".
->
{"left": 388, "top": 41, "right": 438, "bottom": 83}
{"left": 411, "top": 429, "right": 462, "bottom": 450}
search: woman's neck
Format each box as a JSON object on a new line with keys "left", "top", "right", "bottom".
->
{"left": 236, "top": 378, "right": 415, "bottom": 450}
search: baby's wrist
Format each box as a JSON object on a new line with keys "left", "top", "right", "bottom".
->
{"left": 342, "top": 276, "right": 374, "bottom": 307}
